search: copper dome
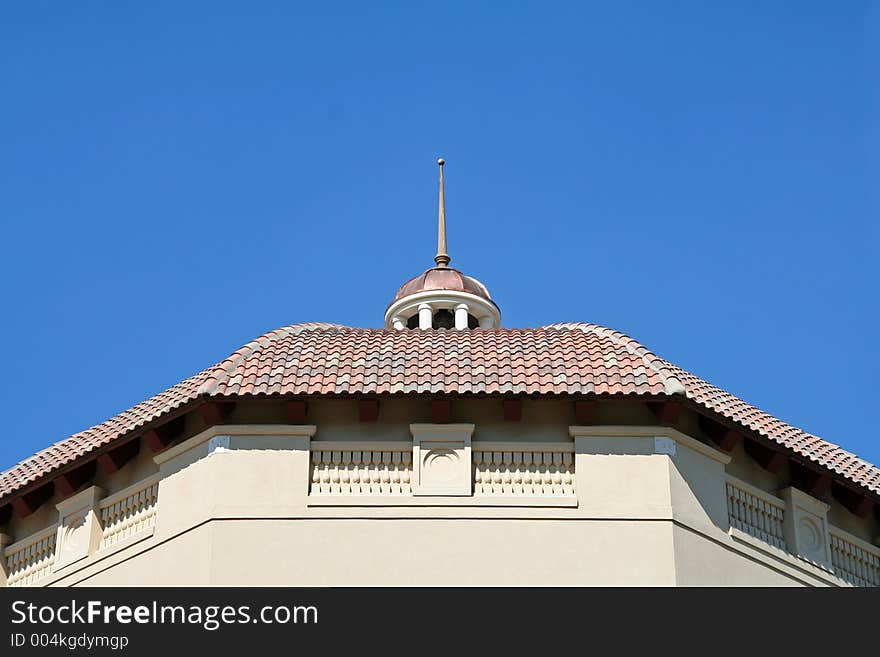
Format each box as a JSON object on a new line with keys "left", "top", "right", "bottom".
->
{"left": 392, "top": 267, "right": 494, "bottom": 304}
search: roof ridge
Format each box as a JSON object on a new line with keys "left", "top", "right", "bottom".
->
{"left": 196, "top": 323, "right": 351, "bottom": 396}
{"left": 667, "top": 360, "right": 817, "bottom": 437}
{"left": 663, "top": 360, "right": 878, "bottom": 489}
{"left": 543, "top": 323, "right": 686, "bottom": 396}
{"left": 0, "top": 367, "right": 212, "bottom": 487}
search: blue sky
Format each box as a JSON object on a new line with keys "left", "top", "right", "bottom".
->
{"left": 1, "top": 3, "right": 876, "bottom": 470}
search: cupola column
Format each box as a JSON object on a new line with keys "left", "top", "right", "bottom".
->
{"left": 479, "top": 316, "right": 494, "bottom": 329}
{"left": 391, "top": 316, "right": 404, "bottom": 330}
{"left": 455, "top": 303, "right": 469, "bottom": 330}
{"left": 418, "top": 303, "right": 433, "bottom": 329}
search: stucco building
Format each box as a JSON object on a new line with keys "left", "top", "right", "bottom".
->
{"left": 1, "top": 161, "right": 878, "bottom": 586}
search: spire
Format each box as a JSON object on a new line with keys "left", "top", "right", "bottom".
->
{"left": 434, "top": 158, "right": 450, "bottom": 268}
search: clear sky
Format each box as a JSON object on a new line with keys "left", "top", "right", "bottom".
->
{"left": 1, "top": 3, "right": 876, "bottom": 471}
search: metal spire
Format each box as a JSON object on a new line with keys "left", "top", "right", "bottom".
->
{"left": 434, "top": 158, "right": 450, "bottom": 268}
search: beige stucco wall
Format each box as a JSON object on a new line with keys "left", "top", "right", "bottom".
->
{"left": 3, "top": 398, "right": 878, "bottom": 587}
{"left": 58, "top": 519, "right": 674, "bottom": 586}
{"left": 672, "top": 524, "right": 805, "bottom": 586}
{"left": 60, "top": 524, "right": 215, "bottom": 587}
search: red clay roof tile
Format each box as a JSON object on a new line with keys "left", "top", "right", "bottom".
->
{"left": 1, "top": 322, "right": 877, "bottom": 500}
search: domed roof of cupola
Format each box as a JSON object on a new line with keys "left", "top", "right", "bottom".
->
{"left": 392, "top": 267, "right": 494, "bottom": 305}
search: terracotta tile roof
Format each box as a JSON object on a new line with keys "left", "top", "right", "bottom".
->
{"left": 0, "top": 371, "right": 209, "bottom": 501}
{"left": 1, "top": 322, "right": 877, "bottom": 501}
{"left": 196, "top": 322, "right": 686, "bottom": 397}
{"left": 668, "top": 364, "right": 880, "bottom": 492}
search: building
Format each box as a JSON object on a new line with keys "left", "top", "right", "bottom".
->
{"left": 1, "top": 160, "right": 878, "bottom": 587}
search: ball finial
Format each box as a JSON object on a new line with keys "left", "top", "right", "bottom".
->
{"left": 437, "top": 158, "right": 445, "bottom": 166}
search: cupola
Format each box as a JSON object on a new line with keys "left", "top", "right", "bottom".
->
{"left": 384, "top": 159, "right": 501, "bottom": 330}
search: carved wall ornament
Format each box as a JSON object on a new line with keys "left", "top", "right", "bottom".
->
{"left": 780, "top": 486, "right": 832, "bottom": 568}
{"left": 410, "top": 424, "right": 474, "bottom": 496}
{"left": 53, "top": 486, "right": 104, "bottom": 570}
